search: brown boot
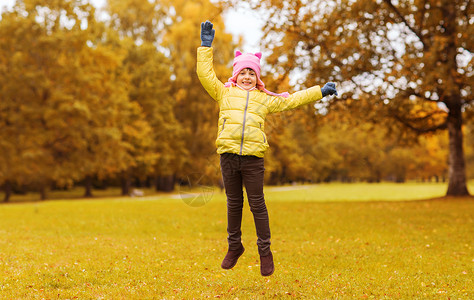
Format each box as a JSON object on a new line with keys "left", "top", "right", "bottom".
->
{"left": 221, "top": 244, "right": 245, "bottom": 269}
{"left": 260, "top": 252, "right": 274, "bottom": 276}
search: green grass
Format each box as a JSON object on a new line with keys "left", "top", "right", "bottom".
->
{"left": 0, "top": 183, "right": 473, "bottom": 299}
{"left": 264, "top": 182, "right": 455, "bottom": 202}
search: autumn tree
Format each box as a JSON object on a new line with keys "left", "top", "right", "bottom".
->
{"left": 318, "top": 113, "right": 449, "bottom": 183}
{"left": 161, "top": 0, "right": 237, "bottom": 187}
{"left": 122, "top": 39, "right": 187, "bottom": 192}
{"left": 107, "top": 0, "right": 166, "bottom": 43}
{"left": 261, "top": 100, "right": 449, "bottom": 184}
{"left": 240, "top": 0, "right": 472, "bottom": 196}
{"left": 106, "top": 0, "right": 189, "bottom": 192}
{"left": 0, "top": 0, "right": 152, "bottom": 200}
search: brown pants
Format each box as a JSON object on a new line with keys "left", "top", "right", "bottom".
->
{"left": 220, "top": 153, "right": 271, "bottom": 256}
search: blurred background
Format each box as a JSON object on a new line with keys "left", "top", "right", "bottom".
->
{"left": 0, "top": 0, "right": 472, "bottom": 201}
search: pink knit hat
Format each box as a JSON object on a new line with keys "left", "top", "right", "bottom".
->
{"left": 224, "top": 50, "right": 290, "bottom": 98}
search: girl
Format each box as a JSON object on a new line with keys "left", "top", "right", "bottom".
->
{"left": 197, "top": 21, "right": 337, "bottom": 276}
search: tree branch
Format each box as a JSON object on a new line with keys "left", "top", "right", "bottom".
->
{"left": 389, "top": 108, "right": 448, "bottom": 133}
{"left": 382, "top": 0, "right": 427, "bottom": 49}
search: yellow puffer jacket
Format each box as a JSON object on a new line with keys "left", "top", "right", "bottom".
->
{"left": 196, "top": 47, "right": 323, "bottom": 158}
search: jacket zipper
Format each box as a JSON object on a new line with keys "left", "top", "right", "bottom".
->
{"left": 218, "top": 119, "right": 226, "bottom": 137}
{"left": 240, "top": 91, "right": 250, "bottom": 155}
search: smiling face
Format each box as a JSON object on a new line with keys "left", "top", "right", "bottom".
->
{"left": 236, "top": 68, "right": 257, "bottom": 91}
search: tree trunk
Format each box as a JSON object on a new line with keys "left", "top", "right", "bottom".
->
{"left": 121, "top": 173, "right": 131, "bottom": 196}
{"left": 155, "top": 175, "right": 175, "bottom": 192}
{"left": 83, "top": 176, "right": 93, "bottom": 198}
{"left": 40, "top": 185, "right": 47, "bottom": 201}
{"left": 444, "top": 4, "right": 470, "bottom": 197}
{"left": 446, "top": 104, "right": 470, "bottom": 196}
{"left": 3, "top": 181, "right": 12, "bottom": 202}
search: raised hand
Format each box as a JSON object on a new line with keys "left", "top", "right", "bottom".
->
{"left": 321, "top": 82, "right": 338, "bottom": 97}
{"left": 200, "top": 20, "right": 215, "bottom": 47}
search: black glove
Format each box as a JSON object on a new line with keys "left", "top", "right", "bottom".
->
{"left": 200, "top": 20, "right": 215, "bottom": 47}
{"left": 321, "top": 82, "right": 338, "bottom": 97}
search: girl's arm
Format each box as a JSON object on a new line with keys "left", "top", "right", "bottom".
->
{"left": 196, "top": 21, "right": 224, "bottom": 102}
{"left": 266, "top": 82, "right": 337, "bottom": 113}
{"left": 267, "top": 85, "right": 323, "bottom": 113}
{"left": 196, "top": 46, "right": 225, "bottom": 102}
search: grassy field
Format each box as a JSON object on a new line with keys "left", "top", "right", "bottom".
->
{"left": 0, "top": 183, "right": 473, "bottom": 299}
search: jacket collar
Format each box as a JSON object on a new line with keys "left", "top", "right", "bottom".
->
{"left": 235, "top": 84, "right": 257, "bottom": 92}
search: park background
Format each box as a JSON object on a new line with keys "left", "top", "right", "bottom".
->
{"left": 0, "top": 0, "right": 472, "bottom": 201}
{"left": 0, "top": 1, "right": 473, "bottom": 298}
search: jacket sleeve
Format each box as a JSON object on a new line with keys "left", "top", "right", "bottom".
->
{"left": 196, "top": 47, "right": 225, "bottom": 102}
{"left": 266, "top": 86, "right": 323, "bottom": 113}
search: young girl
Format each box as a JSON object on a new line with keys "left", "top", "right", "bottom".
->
{"left": 197, "top": 21, "right": 337, "bottom": 276}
